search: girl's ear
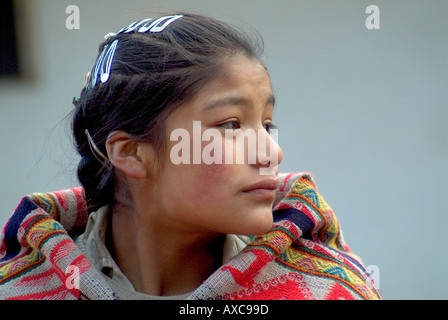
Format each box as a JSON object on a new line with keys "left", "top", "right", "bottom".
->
{"left": 105, "top": 131, "right": 148, "bottom": 179}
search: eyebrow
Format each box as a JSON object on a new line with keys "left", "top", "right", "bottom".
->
{"left": 203, "top": 94, "right": 275, "bottom": 111}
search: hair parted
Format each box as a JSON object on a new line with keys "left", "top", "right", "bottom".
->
{"left": 71, "top": 12, "right": 265, "bottom": 213}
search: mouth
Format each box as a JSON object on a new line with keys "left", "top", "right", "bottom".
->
{"left": 242, "top": 178, "right": 279, "bottom": 200}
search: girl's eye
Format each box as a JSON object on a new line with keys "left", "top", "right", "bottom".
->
{"left": 217, "top": 120, "right": 277, "bottom": 133}
{"left": 218, "top": 120, "right": 241, "bottom": 130}
{"left": 264, "top": 122, "right": 277, "bottom": 134}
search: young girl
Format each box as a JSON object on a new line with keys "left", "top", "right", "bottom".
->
{"left": 0, "top": 13, "right": 381, "bottom": 300}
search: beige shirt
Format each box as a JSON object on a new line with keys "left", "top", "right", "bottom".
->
{"left": 75, "top": 206, "right": 250, "bottom": 300}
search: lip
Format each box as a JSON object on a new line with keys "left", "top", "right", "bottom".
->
{"left": 242, "top": 178, "right": 280, "bottom": 193}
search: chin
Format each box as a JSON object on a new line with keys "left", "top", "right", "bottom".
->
{"left": 240, "top": 208, "right": 274, "bottom": 236}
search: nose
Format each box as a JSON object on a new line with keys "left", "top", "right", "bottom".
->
{"left": 253, "top": 128, "right": 283, "bottom": 174}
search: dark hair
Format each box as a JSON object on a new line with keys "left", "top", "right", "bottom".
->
{"left": 72, "top": 12, "right": 264, "bottom": 213}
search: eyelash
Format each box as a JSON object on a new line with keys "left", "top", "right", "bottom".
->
{"left": 265, "top": 122, "right": 277, "bottom": 133}
{"left": 218, "top": 120, "right": 277, "bottom": 133}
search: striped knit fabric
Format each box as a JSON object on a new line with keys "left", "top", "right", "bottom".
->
{"left": 0, "top": 172, "right": 381, "bottom": 300}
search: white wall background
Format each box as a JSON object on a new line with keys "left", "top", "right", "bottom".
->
{"left": 1, "top": 0, "right": 447, "bottom": 299}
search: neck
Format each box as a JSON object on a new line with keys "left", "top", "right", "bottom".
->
{"left": 109, "top": 200, "right": 224, "bottom": 296}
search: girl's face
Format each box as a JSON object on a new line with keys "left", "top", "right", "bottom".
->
{"left": 143, "top": 55, "right": 283, "bottom": 236}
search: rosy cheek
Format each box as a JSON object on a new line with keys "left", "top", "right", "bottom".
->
{"left": 192, "top": 162, "right": 234, "bottom": 201}
{"left": 173, "top": 132, "right": 241, "bottom": 201}
{"left": 196, "top": 137, "right": 234, "bottom": 176}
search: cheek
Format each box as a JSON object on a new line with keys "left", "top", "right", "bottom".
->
{"left": 188, "top": 137, "right": 240, "bottom": 199}
{"left": 192, "top": 162, "right": 235, "bottom": 201}
{"left": 164, "top": 130, "right": 244, "bottom": 206}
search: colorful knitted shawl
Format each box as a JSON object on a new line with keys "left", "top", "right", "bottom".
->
{"left": 0, "top": 172, "right": 381, "bottom": 300}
